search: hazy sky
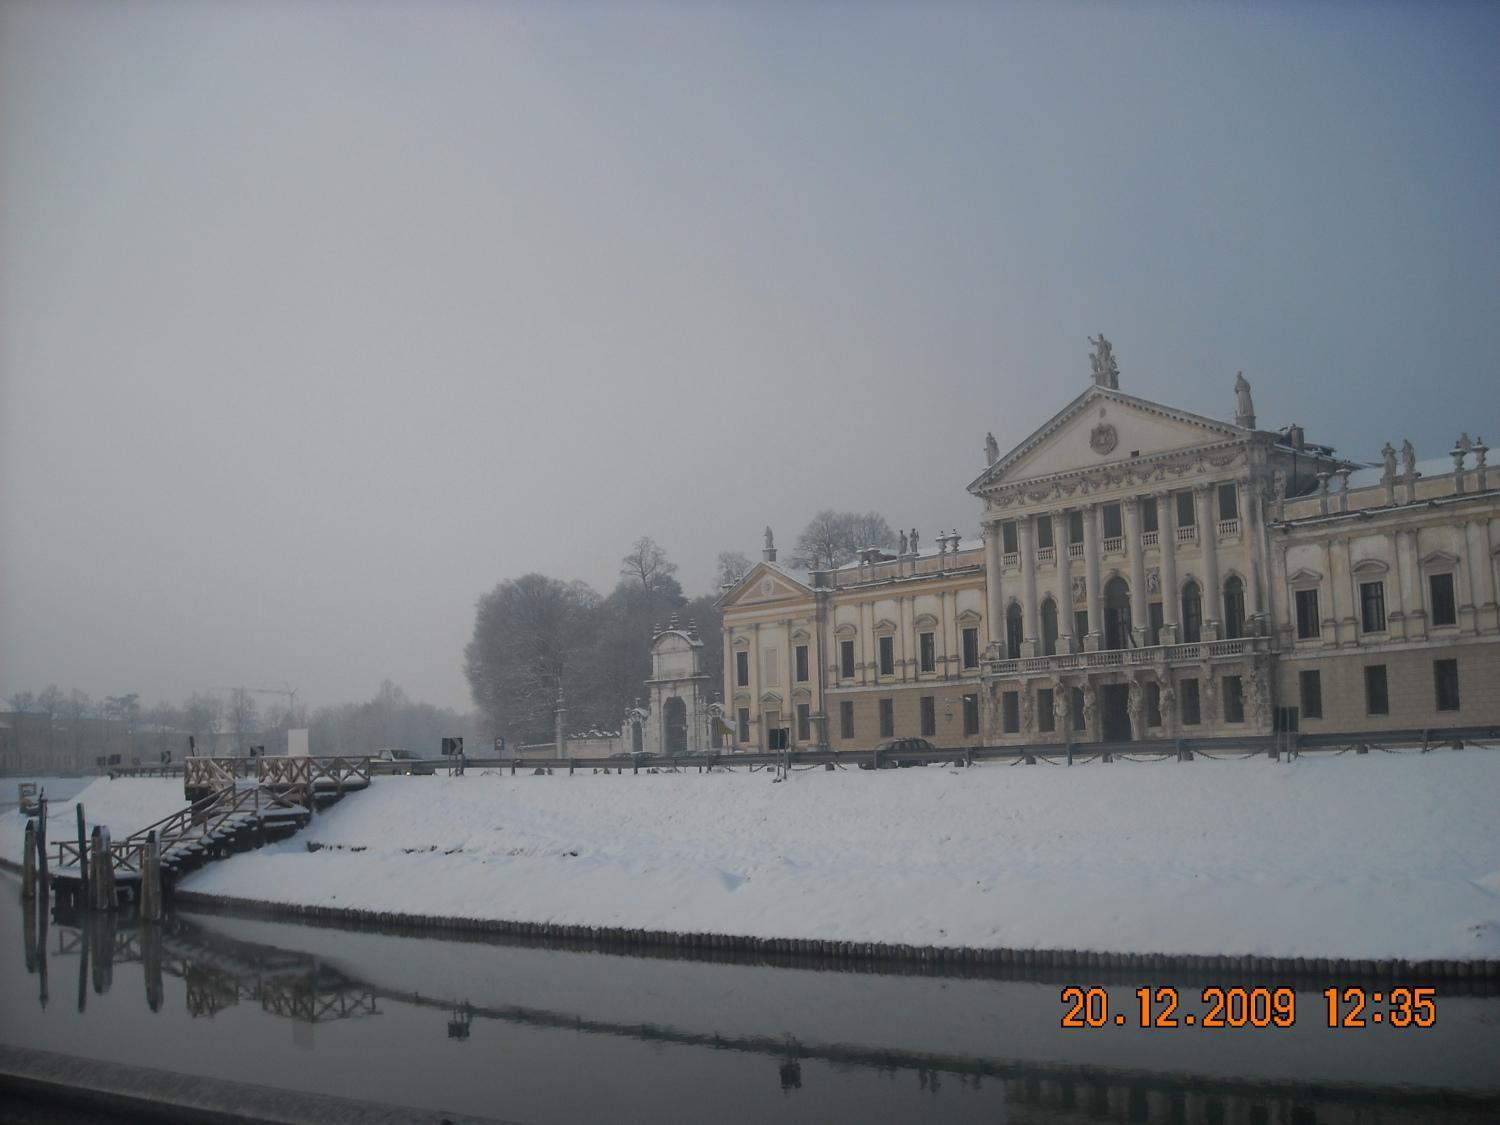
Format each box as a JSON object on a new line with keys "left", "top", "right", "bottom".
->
{"left": 2, "top": 1, "right": 1496, "bottom": 713}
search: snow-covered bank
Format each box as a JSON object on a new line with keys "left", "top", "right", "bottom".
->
{"left": 9, "top": 754, "right": 1500, "bottom": 961}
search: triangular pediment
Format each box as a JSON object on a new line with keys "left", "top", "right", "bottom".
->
{"left": 715, "top": 561, "right": 814, "bottom": 609}
{"left": 970, "top": 387, "right": 1246, "bottom": 495}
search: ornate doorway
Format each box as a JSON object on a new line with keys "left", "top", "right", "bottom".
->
{"left": 663, "top": 697, "right": 687, "bottom": 755}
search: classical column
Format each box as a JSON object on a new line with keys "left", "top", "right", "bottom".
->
{"left": 1157, "top": 493, "right": 1180, "bottom": 644}
{"left": 1019, "top": 515, "right": 1040, "bottom": 651}
{"left": 1082, "top": 503, "right": 1102, "bottom": 651}
{"left": 1125, "top": 496, "right": 1148, "bottom": 646}
{"left": 1477, "top": 518, "right": 1499, "bottom": 631}
{"left": 1243, "top": 476, "right": 1265, "bottom": 624}
{"left": 1196, "top": 484, "right": 1222, "bottom": 637}
{"left": 1054, "top": 510, "right": 1074, "bottom": 652}
{"left": 983, "top": 521, "right": 1004, "bottom": 653}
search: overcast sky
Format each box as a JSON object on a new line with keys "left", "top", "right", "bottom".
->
{"left": 2, "top": 1, "right": 1496, "bottom": 713}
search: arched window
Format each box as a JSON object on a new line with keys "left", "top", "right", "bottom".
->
{"left": 1181, "top": 581, "right": 1203, "bottom": 644}
{"left": 1223, "top": 576, "right": 1245, "bottom": 640}
{"left": 1005, "top": 602, "right": 1023, "bottom": 660}
{"left": 1041, "top": 597, "right": 1059, "bottom": 656}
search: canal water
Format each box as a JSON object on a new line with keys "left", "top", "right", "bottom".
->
{"left": 2, "top": 878, "right": 1497, "bottom": 1124}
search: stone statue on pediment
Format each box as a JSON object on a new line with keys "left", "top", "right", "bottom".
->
{"left": 1380, "top": 442, "right": 1397, "bottom": 481}
{"left": 898, "top": 529, "right": 908, "bottom": 556}
{"left": 985, "top": 431, "right": 999, "bottom": 466}
{"left": 1233, "top": 372, "right": 1256, "bottom": 429}
{"left": 1088, "top": 334, "right": 1119, "bottom": 389}
{"left": 909, "top": 528, "right": 919, "bottom": 555}
{"left": 1401, "top": 439, "right": 1416, "bottom": 478}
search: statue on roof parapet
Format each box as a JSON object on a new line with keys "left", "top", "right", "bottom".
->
{"left": 985, "top": 431, "right": 999, "bottom": 466}
{"left": 1088, "top": 333, "right": 1119, "bottom": 389}
{"left": 1234, "top": 372, "right": 1256, "bottom": 429}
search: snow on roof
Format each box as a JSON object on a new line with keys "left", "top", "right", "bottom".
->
{"left": 831, "top": 536, "right": 983, "bottom": 572}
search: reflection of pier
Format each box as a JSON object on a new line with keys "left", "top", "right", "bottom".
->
{"left": 25, "top": 901, "right": 379, "bottom": 1025}
{"left": 18, "top": 905, "right": 1500, "bottom": 1124}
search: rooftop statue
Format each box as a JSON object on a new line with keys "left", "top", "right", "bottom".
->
{"left": 1401, "top": 439, "right": 1417, "bottom": 477}
{"left": 1381, "top": 442, "right": 1397, "bottom": 480}
{"left": 985, "top": 431, "right": 999, "bottom": 466}
{"left": 1088, "top": 334, "right": 1119, "bottom": 389}
{"left": 1234, "top": 372, "right": 1256, "bottom": 429}
{"left": 764, "top": 525, "right": 774, "bottom": 551}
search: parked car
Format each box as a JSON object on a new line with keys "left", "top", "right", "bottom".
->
{"left": 866, "top": 738, "right": 937, "bottom": 768}
{"left": 372, "top": 748, "right": 435, "bottom": 776}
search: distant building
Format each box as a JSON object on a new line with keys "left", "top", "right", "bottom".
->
{"left": 718, "top": 341, "right": 1499, "bottom": 749}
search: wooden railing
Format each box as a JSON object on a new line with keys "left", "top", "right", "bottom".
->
{"left": 185, "top": 755, "right": 373, "bottom": 795}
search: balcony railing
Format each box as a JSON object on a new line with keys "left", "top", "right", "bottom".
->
{"left": 1102, "top": 535, "right": 1123, "bottom": 554}
{"left": 1141, "top": 530, "right": 1159, "bottom": 548}
{"left": 1176, "top": 525, "right": 1198, "bottom": 544}
{"left": 1067, "top": 542, "right": 1084, "bottom": 559}
{"left": 1002, "top": 551, "right": 1019, "bottom": 568}
{"left": 1217, "top": 517, "right": 1241, "bottom": 537}
{"left": 1036, "top": 545, "right": 1055, "bottom": 563}
{"left": 983, "top": 636, "right": 1262, "bottom": 678}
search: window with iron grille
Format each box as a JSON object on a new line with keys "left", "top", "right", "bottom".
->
{"left": 1300, "top": 670, "right": 1322, "bottom": 719}
{"left": 1365, "top": 665, "right": 1389, "bottom": 716}
{"left": 920, "top": 696, "right": 936, "bottom": 737}
{"left": 1434, "top": 659, "right": 1460, "bottom": 712}
{"left": 1359, "top": 581, "right": 1386, "bottom": 634}
{"left": 878, "top": 698, "right": 894, "bottom": 738}
{"left": 919, "top": 632, "right": 935, "bottom": 673}
{"left": 840, "top": 700, "right": 854, "bottom": 739}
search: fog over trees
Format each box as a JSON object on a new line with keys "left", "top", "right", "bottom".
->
{"left": 792, "top": 510, "right": 899, "bottom": 570}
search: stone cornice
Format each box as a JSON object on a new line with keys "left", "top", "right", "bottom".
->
{"left": 980, "top": 440, "right": 1252, "bottom": 514}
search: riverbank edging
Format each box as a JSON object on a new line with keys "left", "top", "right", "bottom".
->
{"left": 168, "top": 887, "right": 1500, "bottom": 984}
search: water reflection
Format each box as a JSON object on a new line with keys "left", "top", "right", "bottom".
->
{"left": 7, "top": 899, "right": 1500, "bottom": 1125}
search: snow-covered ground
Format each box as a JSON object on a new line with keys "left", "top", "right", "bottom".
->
{"left": 7, "top": 752, "right": 1500, "bottom": 961}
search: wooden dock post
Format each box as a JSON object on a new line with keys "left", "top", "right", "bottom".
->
{"left": 141, "top": 830, "right": 163, "bottom": 922}
{"left": 35, "top": 795, "right": 49, "bottom": 898}
{"left": 76, "top": 802, "right": 89, "bottom": 898}
{"left": 21, "top": 819, "right": 36, "bottom": 899}
{"left": 89, "top": 826, "right": 116, "bottom": 912}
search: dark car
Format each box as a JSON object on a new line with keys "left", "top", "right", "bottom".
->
{"left": 867, "top": 738, "right": 937, "bottom": 768}
{"left": 372, "top": 748, "right": 436, "bottom": 776}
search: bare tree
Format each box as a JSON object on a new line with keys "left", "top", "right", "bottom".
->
{"left": 226, "top": 687, "right": 260, "bottom": 753}
{"left": 792, "top": 510, "right": 897, "bottom": 570}
{"left": 183, "top": 692, "right": 224, "bottom": 755}
{"left": 6, "top": 690, "right": 36, "bottom": 714}
{"left": 620, "top": 536, "right": 679, "bottom": 596}
{"left": 715, "top": 550, "right": 752, "bottom": 588}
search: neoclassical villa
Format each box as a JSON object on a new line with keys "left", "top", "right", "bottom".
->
{"left": 717, "top": 339, "right": 1499, "bottom": 750}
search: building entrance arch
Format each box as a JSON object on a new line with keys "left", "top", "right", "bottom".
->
{"left": 1103, "top": 576, "right": 1132, "bottom": 650}
{"left": 663, "top": 697, "right": 688, "bottom": 755}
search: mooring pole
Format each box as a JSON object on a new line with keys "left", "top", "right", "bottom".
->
{"left": 141, "top": 830, "right": 162, "bottom": 923}
{"left": 35, "top": 796, "right": 49, "bottom": 898}
{"left": 21, "top": 820, "right": 36, "bottom": 900}
{"left": 76, "top": 803, "right": 89, "bottom": 899}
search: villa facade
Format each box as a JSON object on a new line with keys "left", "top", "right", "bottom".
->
{"left": 717, "top": 342, "right": 1499, "bottom": 750}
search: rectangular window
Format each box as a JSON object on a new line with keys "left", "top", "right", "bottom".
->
{"left": 962, "top": 627, "right": 979, "bottom": 670}
{"left": 796, "top": 703, "right": 811, "bottom": 742}
{"left": 1148, "top": 602, "right": 1164, "bottom": 647}
{"left": 1146, "top": 682, "right": 1162, "bottom": 727}
{"left": 794, "top": 644, "right": 809, "bottom": 682}
{"left": 919, "top": 632, "right": 935, "bottom": 673}
{"left": 878, "top": 698, "right": 894, "bottom": 738}
{"left": 1217, "top": 483, "right": 1238, "bottom": 521}
{"left": 1223, "top": 676, "right": 1245, "bottom": 723}
{"left": 920, "top": 696, "right": 936, "bottom": 737}
{"left": 1001, "top": 520, "right": 1018, "bottom": 554}
{"left": 1295, "top": 588, "right": 1321, "bottom": 640}
{"left": 736, "top": 708, "right": 750, "bottom": 743}
{"left": 1365, "top": 665, "right": 1389, "bottom": 716}
{"left": 1036, "top": 517, "right": 1053, "bottom": 549}
{"left": 878, "top": 635, "right": 895, "bottom": 677}
{"left": 1359, "top": 581, "right": 1387, "bottom": 634}
{"left": 1428, "top": 573, "right": 1457, "bottom": 627}
{"left": 1175, "top": 490, "right": 1196, "bottom": 528}
{"left": 1037, "top": 688, "right": 1055, "bottom": 732}
{"left": 1101, "top": 503, "right": 1123, "bottom": 539}
{"left": 735, "top": 650, "right": 749, "bottom": 687}
{"left": 1071, "top": 687, "right": 1085, "bottom": 732}
{"left": 839, "top": 639, "right": 855, "bottom": 679}
{"left": 1300, "top": 670, "right": 1323, "bottom": 719}
{"left": 1074, "top": 609, "right": 1089, "bottom": 643}
{"left": 840, "top": 700, "right": 854, "bottom": 739}
{"left": 1001, "top": 691, "right": 1020, "bottom": 734}
{"left": 962, "top": 693, "right": 979, "bottom": 736}
{"left": 1068, "top": 510, "right": 1085, "bottom": 545}
{"left": 1434, "top": 659, "right": 1460, "bottom": 712}
{"left": 1141, "top": 501, "right": 1159, "bottom": 534}
{"left": 1181, "top": 678, "right": 1201, "bottom": 726}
